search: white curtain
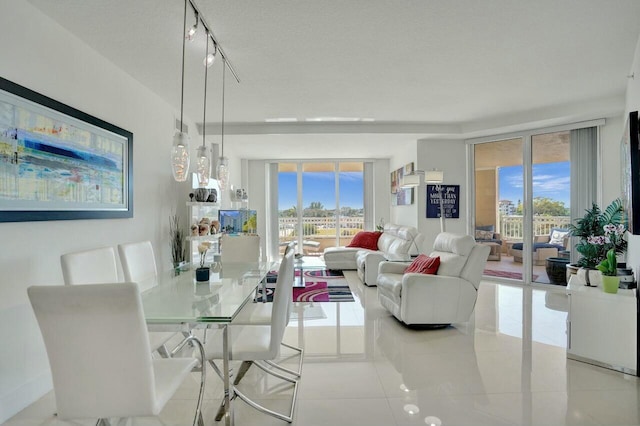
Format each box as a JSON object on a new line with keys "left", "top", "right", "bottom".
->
{"left": 569, "top": 126, "right": 598, "bottom": 262}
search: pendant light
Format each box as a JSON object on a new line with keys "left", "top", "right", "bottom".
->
{"left": 171, "top": 0, "right": 191, "bottom": 182}
{"left": 196, "top": 31, "right": 211, "bottom": 186}
{"left": 216, "top": 59, "right": 229, "bottom": 193}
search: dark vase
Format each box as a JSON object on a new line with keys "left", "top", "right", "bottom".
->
{"left": 546, "top": 257, "right": 570, "bottom": 285}
{"left": 195, "top": 266, "right": 210, "bottom": 282}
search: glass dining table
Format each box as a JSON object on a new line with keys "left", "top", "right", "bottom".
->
{"left": 141, "top": 261, "right": 276, "bottom": 426}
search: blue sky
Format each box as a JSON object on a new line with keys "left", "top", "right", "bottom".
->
{"left": 278, "top": 171, "right": 363, "bottom": 210}
{"left": 498, "top": 162, "right": 571, "bottom": 207}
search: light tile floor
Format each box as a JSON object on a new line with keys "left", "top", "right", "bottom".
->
{"left": 4, "top": 273, "right": 640, "bottom": 426}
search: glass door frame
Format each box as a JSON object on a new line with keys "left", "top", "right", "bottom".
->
{"left": 466, "top": 119, "right": 604, "bottom": 284}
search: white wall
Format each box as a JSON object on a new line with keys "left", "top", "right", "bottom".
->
{"left": 415, "top": 139, "right": 467, "bottom": 249}
{"left": 0, "top": 3, "right": 193, "bottom": 421}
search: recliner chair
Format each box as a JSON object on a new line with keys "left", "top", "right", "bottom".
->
{"left": 376, "top": 232, "right": 490, "bottom": 326}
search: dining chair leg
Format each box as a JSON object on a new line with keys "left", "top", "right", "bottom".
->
{"left": 233, "top": 361, "right": 253, "bottom": 385}
{"left": 234, "top": 381, "right": 298, "bottom": 423}
{"left": 156, "top": 344, "right": 171, "bottom": 358}
{"left": 264, "top": 342, "right": 304, "bottom": 378}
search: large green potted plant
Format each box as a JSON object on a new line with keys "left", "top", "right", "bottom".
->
{"left": 596, "top": 249, "right": 620, "bottom": 294}
{"left": 567, "top": 198, "right": 627, "bottom": 285}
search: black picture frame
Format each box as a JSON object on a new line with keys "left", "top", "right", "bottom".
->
{"left": 426, "top": 184, "right": 460, "bottom": 219}
{"left": 621, "top": 110, "right": 640, "bottom": 234}
{"left": 0, "top": 77, "right": 133, "bottom": 222}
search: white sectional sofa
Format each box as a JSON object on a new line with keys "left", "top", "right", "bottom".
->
{"left": 323, "top": 224, "right": 423, "bottom": 286}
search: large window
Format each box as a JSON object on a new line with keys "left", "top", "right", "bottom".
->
{"left": 278, "top": 161, "right": 364, "bottom": 256}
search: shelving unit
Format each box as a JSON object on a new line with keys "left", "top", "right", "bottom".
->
{"left": 185, "top": 202, "right": 221, "bottom": 266}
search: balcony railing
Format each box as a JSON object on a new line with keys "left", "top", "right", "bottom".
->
{"left": 278, "top": 216, "right": 364, "bottom": 255}
{"left": 500, "top": 215, "right": 571, "bottom": 240}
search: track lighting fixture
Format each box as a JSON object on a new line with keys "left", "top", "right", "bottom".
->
{"left": 186, "top": 11, "right": 198, "bottom": 41}
{"left": 172, "top": 0, "right": 240, "bottom": 183}
{"left": 203, "top": 43, "right": 217, "bottom": 67}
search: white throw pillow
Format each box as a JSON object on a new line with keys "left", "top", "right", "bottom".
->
{"left": 549, "top": 230, "right": 568, "bottom": 246}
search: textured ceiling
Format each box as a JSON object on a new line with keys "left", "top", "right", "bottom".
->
{"left": 26, "top": 0, "right": 640, "bottom": 158}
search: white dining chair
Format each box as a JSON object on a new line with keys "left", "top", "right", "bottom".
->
{"left": 61, "top": 246, "right": 119, "bottom": 285}
{"left": 28, "top": 282, "right": 206, "bottom": 426}
{"left": 232, "top": 241, "right": 302, "bottom": 378}
{"left": 117, "top": 241, "right": 182, "bottom": 357}
{"left": 205, "top": 249, "right": 298, "bottom": 422}
{"left": 220, "top": 234, "right": 260, "bottom": 263}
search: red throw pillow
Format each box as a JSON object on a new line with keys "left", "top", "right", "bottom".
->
{"left": 347, "top": 231, "right": 382, "bottom": 250}
{"left": 405, "top": 254, "right": 440, "bottom": 274}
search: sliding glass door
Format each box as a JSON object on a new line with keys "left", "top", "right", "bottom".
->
{"left": 472, "top": 123, "right": 597, "bottom": 284}
{"left": 278, "top": 161, "right": 364, "bottom": 256}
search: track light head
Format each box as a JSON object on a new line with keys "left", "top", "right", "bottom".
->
{"left": 186, "top": 12, "right": 198, "bottom": 41}
{"left": 203, "top": 43, "right": 217, "bottom": 67}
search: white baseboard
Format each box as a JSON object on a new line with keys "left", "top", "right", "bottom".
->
{"left": 0, "top": 373, "right": 52, "bottom": 423}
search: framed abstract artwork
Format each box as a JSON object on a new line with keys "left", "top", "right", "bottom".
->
{"left": 0, "top": 77, "right": 133, "bottom": 222}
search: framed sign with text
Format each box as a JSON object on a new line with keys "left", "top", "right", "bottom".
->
{"left": 426, "top": 184, "right": 459, "bottom": 219}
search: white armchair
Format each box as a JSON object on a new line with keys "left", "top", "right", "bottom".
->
{"left": 376, "top": 232, "right": 490, "bottom": 326}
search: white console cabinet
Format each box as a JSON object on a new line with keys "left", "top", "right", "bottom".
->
{"left": 566, "top": 274, "right": 638, "bottom": 375}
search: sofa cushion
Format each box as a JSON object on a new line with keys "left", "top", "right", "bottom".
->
{"left": 549, "top": 228, "right": 569, "bottom": 246}
{"left": 475, "top": 229, "right": 494, "bottom": 240}
{"left": 347, "top": 231, "right": 382, "bottom": 250}
{"left": 433, "top": 233, "right": 475, "bottom": 256}
{"left": 405, "top": 255, "right": 440, "bottom": 274}
{"left": 377, "top": 273, "right": 403, "bottom": 301}
{"left": 511, "top": 242, "right": 563, "bottom": 251}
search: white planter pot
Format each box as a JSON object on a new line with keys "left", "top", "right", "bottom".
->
{"left": 577, "top": 268, "right": 602, "bottom": 287}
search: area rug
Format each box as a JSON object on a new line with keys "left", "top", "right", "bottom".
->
{"left": 483, "top": 269, "right": 538, "bottom": 280}
{"left": 256, "top": 269, "right": 355, "bottom": 303}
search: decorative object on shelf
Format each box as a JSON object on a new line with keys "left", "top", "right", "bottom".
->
{"left": 170, "top": 213, "right": 186, "bottom": 274}
{"left": 207, "top": 189, "right": 217, "bottom": 203}
{"left": 597, "top": 249, "right": 620, "bottom": 294}
{"left": 195, "top": 242, "right": 211, "bottom": 282}
{"left": 171, "top": 0, "right": 191, "bottom": 182}
{"left": 210, "top": 220, "right": 220, "bottom": 234}
{"left": 191, "top": 224, "right": 198, "bottom": 236}
{"left": 216, "top": 59, "right": 229, "bottom": 194}
{"left": 189, "top": 192, "right": 195, "bottom": 202}
{"left": 198, "top": 217, "right": 211, "bottom": 236}
{"left": 567, "top": 198, "right": 627, "bottom": 284}
{"left": 376, "top": 217, "right": 385, "bottom": 231}
{"left": 194, "top": 187, "right": 210, "bottom": 202}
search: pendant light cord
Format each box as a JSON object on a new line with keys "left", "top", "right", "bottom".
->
{"left": 179, "top": 0, "right": 187, "bottom": 133}
{"left": 221, "top": 60, "right": 226, "bottom": 157}
{"left": 202, "top": 32, "right": 209, "bottom": 147}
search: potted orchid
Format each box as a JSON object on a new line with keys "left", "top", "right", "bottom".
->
{"left": 195, "top": 242, "right": 211, "bottom": 282}
{"left": 568, "top": 198, "right": 627, "bottom": 285}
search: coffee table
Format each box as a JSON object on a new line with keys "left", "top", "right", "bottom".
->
{"left": 294, "top": 256, "right": 326, "bottom": 287}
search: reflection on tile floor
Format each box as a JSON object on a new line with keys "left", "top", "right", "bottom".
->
{"left": 4, "top": 273, "right": 639, "bottom": 426}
